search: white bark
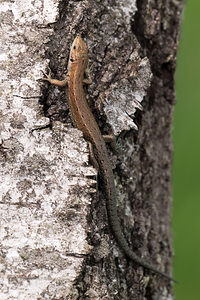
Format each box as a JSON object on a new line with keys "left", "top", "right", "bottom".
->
{"left": 0, "top": 1, "right": 94, "bottom": 299}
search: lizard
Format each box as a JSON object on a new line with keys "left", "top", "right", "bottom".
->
{"left": 43, "top": 35, "right": 177, "bottom": 283}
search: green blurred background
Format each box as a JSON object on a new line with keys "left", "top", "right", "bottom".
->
{"left": 173, "top": 1, "right": 200, "bottom": 299}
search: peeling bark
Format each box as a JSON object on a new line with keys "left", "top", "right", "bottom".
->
{"left": 0, "top": 0, "right": 184, "bottom": 299}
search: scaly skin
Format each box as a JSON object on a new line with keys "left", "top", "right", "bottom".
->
{"left": 43, "top": 36, "right": 177, "bottom": 283}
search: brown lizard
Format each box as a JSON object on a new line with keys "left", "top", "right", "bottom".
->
{"left": 43, "top": 35, "right": 177, "bottom": 283}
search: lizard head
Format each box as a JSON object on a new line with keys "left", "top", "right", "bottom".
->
{"left": 69, "top": 35, "right": 88, "bottom": 62}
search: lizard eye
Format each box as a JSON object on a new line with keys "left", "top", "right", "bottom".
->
{"left": 70, "top": 58, "right": 74, "bottom": 62}
{"left": 73, "top": 45, "right": 76, "bottom": 49}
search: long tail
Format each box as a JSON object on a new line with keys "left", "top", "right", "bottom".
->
{"left": 109, "top": 202, "right": 177, "bottom": 282}
{"left": 96, "top": 137, "right": 177, "bottom": 283}
{"left": 102, "top": 162, "right": 177, "bottom": 283}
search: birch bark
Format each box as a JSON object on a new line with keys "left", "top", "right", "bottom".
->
{"left": 0, "top": 0, "right": 184, "bottom": 299}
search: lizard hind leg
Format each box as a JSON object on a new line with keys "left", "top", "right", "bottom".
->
{"left": 103, "top": 134, "right": 116, "bottom": 152}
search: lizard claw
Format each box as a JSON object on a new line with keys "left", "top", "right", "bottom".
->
{"left": 42, "top": 67, "right": 52, "bottom": 81}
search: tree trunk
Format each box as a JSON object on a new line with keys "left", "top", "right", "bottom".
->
{"left": 0, "top": 0, "right": 184, "bottom": 299}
